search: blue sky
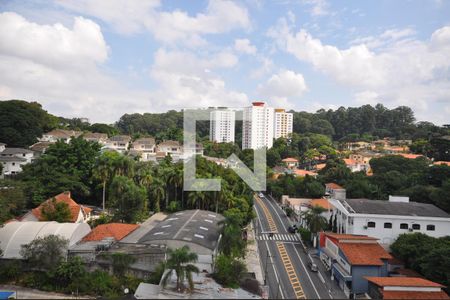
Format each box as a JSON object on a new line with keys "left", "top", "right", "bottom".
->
{"left": 0, "top": 0, "right": 449, "bottom": 124}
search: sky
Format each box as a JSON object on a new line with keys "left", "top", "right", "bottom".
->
{"left": 0, "top": 0, "right": 450, "bottom": 124}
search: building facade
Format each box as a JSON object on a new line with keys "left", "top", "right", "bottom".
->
{"left": 274, "top": 109, "right": 293, "bottom": 139}
{"left": 209, "top": 108, "right": 235, "bottom": 143}
{"left": 242, "top": 102, "right": 274, "bottom": 150}
{"left": 329, "top": 196, "right": 450, "bottom": 246}
{"left": 0, "top": 148, "right": 34, "bottom": 175}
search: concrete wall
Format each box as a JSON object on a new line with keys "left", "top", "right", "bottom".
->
{"left": 351, "top": 265, "right": 384, "bottom": 294}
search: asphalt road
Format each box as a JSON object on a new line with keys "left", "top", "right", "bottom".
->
{"left": 254, "top": 193, "right": 346, "bottom": 299}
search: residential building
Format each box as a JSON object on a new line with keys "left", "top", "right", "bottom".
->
{"left": 29, "top": 141, "right": 53, "bottom": 157}
{"left": 210, "top": 108, "right": 235, "bottom": 143}
{"left": 82, "top": 223, "right": 139, "bottom": 242}
{"left": 21, "top": 191, "right": 92, "bottom": 223}
{"left": 434, "top": 161, "right": 450, "bottom": 167}
{"left": 318, "top": 233, "right": 392, "bottom": 297}
{"left": 242, "top": 102, "right": 274, "bottom": 150}
{"left": 329, "top": 195, "right": 450, "bottom": 246}
{"left": 39, "top": 129, "right": 82, "bottom": 143}
{"left": 156, "top": 140, "right": 183, "bottom": 161}
{"left": 343, "top": 158, "right": 369, "bottom": 173}
{"left": 293, "top": 169, "right": 318, "bottom": 177}
{"left": 0, "top": 147, "right": 34, "bottom": 175}
{"left": 82, "top": 132, "right": 108, "bottom": 144}
{"left": 398, "top": 153, "right": 424, "bottom": 159}
{"left": 0, "top": 143, "right": 5, "bottom": 152}
{"left": 274, "top": 109, "right": 293, "bottom": 139}
{"left": 365, "top": 277, "right": 449, "bottom": 299}
{"left": 182, "top": 143, "right": 204, "bottom": 159}
{"left": 345, "top": 141, "right": 372, "bottom": 151}
{"left": 131, "top": 137, "right": 157, "bottom": 161}
{"left": 282, "top": 157, "right": 299, "bottom": 169}
{"left": 103, "top": 135, "right": 131, "bottom": 153}
{"left": 0, "top": 221, "right": 91, "bottom": 259}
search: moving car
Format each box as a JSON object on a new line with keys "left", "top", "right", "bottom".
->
{"left": 288, "top": 224, "right": 297, "bottom": 233}
{"left": 259, "top": 192, "right": 264, "bottom": 198}
{"left": 308, "top": 261, "right": 318, "bottom": 272}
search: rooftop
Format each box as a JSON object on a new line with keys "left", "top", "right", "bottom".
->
{"left": 324, "top": 233, "right": 378, "bottom": 241}
{"left": 294, "top": 169, "right": 318, "bottom": 177}
{"left": 82, "top": 223, "right": 139, "bottom": 242}
{"left": 381, "top": 291, "right": 449, "bottom": 299}
{"left": 133, "top": 137, "right": 156, "bottom": 145}
{"left": 158, "top": 140, "right": 181, "bottom": 147}
{"left": 29, "top": 141, "right": 53, "bottom": 152}
{"left": 434, "top": 161, "right": 450, "bottom": 166}
{"left": 339, "top": 243, "right": 392, "bottom": 266}
{"left": 0, "top": 156, "right": 27, "bottom": 162}
{"left": 344, "top": 198, "right": 450, "bottom": 218}
{"left": 365, "top": 277, "right": 444, "bottom": 288}
{"left": 310, "top": 198, "right": 332, "bottom": 210}
{"left": 43, "top": 129, "right": 82, "bottom": 138}
{"left": 32, "top": 191, "right": 92, "bottom": 222}
{"left": 282, "top": 157, "right": 298, "bottom": 162}
{"left": 1, "top": 148, "right": 33, "bottom": 155}
{"left": 138, "top": 210, "right": 225, "bottom": 251}
{"left": 325, "top": 183, "right": 344, "bottom": 190}
{"left": 398, "top": 153, "right": 424, "bottom": 159}
{"left": 108, "top": 135, "right": 131, "bottom": 142}
{"left": 83, "top": 132, "right": 108, "bottom": 139}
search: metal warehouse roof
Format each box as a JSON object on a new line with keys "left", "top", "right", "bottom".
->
{"left": 345, "top": 198, "right": 450, "bottom": 218}
{"left": 0, "top": 221, "right": 91, "bottom": 259}
{"left": 138, "top": 210, "right": 225, "bottom": 251}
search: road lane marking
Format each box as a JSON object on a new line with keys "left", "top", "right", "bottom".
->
{"left": 276, "top": 242, "right": 306, "bottom": 299}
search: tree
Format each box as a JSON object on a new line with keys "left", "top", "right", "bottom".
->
{"left": 93, "top": 151, "right": 120, "bottom": 211}
{"left": 54, "top": 256, "right": 86, "bottom": 289}
{"left": 390, "top": 233, "right": 435, "bottom": 269}
{"left": 20, "top": 235, "right": 69, "bottom": 271}
{"left": 109, "top": 176, "right": 147, "bottom": 223}
{"left": 162, "top": 246, "right": 199, "bottom": 292}
{"left": 301, "top": 206, "right": 327, "bottom": 235}
{"left": 0, "top": 100, "right": 58, "bottom": 147}
{"left": 108, "top": 253, "right": 136, "bottom": 278}
{"left": 0, "top": 179, "right": 26, "bottom": 224}
{"left": 219, "top": 208, "right": 246, "bottom": 257}
{"left": 213, "top": 254, "right": 247, "bottom": 288}
{"left": 41, "top": 198, "right": 72, "bottom": 222}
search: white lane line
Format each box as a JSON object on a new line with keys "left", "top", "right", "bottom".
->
{"left": 318, "top": 272, "right": 325, "bottom": 284}
{"left": 255, "top": 203, "right": 285, "bottom": 299}
{"left": 290, "top": 243, "right": 321, "bottom": 299}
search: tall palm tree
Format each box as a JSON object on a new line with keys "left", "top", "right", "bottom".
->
{"left": 93, "top": 153, "right": 115, "bottom": 211}
{"left": 152, "top": 177, "right": 165, "bottom": 213}
{"left": 162, "top": 246, "right": 199, "bottom": 292}
{"left": 301, "top": 206, "right": 328, "bottom": 234}
{"left": 135, "top": 163, "right": 153, "bottom": 213}
{"left": 173, "top": 164, "right": 184, "bottom": 207}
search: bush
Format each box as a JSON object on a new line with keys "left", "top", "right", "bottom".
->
{"left": 298, "top": 227, "right": 311, "bottom": 242}
{"left": 0, "top": 261, "right": 22, "bottom": 283}
{"left": 285, "top": 207, "right": 294, "bottom": 217}
{"left": 213, "top": 255, "right": 247, "bottom": 288}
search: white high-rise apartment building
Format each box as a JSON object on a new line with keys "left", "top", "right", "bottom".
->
{"left": 242, "top": 102, "right": 274, "bottom": 150}
{"left": 210, "top": 108, "right": 235, "bottom": 143}
{"left": 274, "top": 109, "right": 293, "bottom": 139}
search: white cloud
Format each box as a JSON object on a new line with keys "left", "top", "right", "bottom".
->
{"left": 258, "top": 70, "right": 308, "bottom": 106}
{"left": 270, "top": 18, "right": 450, "bottom": 122}
{"left": 302, "top": 0, "right": 330, "bottom": 16}
{"left": 150, "top": 48, "right": 248, "bottom": 109}
{"left": 234, "top": 38, "right": 257, "bottom": 55}
{"left": 57, "top": 0, "right": 251, "bottom": 46}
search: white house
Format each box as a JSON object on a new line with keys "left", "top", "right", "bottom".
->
{"left": 103, "top": 135, "right": 131, "bottom": 153}
{"left": 156, "top": 140, "right": 183, "bottom": 161}
{"left": 39, "top": 129, "right": 82, "bottom": 143}
{"left": 0, "top": 143, "right": 6, "bottom": 152}
{"left": 82, "top": 132, "right": 108, "bottom": 145}
{"left": 0, "top": 148, "right": 34, "bottom": 175}
{"left": 131, "top": 137, "right": 157, "bottom": 161}
{"left": 329, "top": 196, "right": 450, "bottom": 247}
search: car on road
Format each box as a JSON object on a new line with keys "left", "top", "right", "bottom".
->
{"left": 308, "top": 261, "right": 318, "bottom": 272}
{"left": 259, "top": 192, "right": 264, "bottom": 198}
{"left": 288, "top": 224, "right": 297, "bottom": 233}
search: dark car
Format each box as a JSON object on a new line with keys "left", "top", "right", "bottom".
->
{"left": 308, "top": 261, "right": 318, "bottom": 272}
{"left": 288, "top": 224, "right": 297, "bottom": 233}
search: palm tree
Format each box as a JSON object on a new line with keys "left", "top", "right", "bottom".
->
{"left": 152, "top": 177, "right": 165, "bottom": 212}
{"left": 93, "top": 153, "right": 115, "bottom": 211}
{"left": 135, "top": 162, "right": 153, "bottom": 213}
{"left": 301, "top": 206, "right": 328, "bottom": 234}
{"left": 162, "top": 246, "right": 199, "bottom": 292}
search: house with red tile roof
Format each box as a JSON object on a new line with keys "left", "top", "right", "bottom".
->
{"left": 281, "top": 157, "right": 299, "bottom": 168}
{"left": 82, "top": 223, "right": 139, "bottom": 242}
{"left": 365, "top": 277, "right": 449, "bottom": 299}
{"left": 293, "top": 169, "right": 318, "bottom": 177}
{"left": 434, "top": 161, "right": 450, "bottom": 167}
{"left": 398, "top": 153, "right": 424, "bottom": 159}
{"left": 21, "top": 191, "right": 92, "bottom": 223}
{"left": 318, "top": 232, "right": 392, "bottom": 297}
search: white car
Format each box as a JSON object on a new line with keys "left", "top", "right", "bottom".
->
{"left": 259, "top": 192, "right": 264, "bottom": 198}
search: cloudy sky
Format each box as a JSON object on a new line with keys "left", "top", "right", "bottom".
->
{"left": 1, "top": 0, "right": 450, "bottom": 124}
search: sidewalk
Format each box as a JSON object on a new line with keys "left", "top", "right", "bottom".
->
{"left": 244, "top": 221, "right": 264, "bottom": 284}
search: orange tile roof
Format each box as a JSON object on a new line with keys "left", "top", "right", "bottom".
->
{"left": 315, "top": 163, "right": 326, "bottom": 170}
{"left": 82, "top": 223, "right": 139, "bottom": 241}
{"left": 382, "top": 291, "right": 449, "bottom": 299}
{"left": 325, "top": 183, "right": 344, "bottom": 190}
{"left": 310, "top": 198, "right": 332, "bottom": 210}
{"left": 32, "top": 191, "right": 87, "bottom": 222}
{"left": 344, "top": 158, "right": 357, "bottom": 165}
{"left": 398, "top": 153, "right": 423, "bottom": 159}
{"left": 339, "top": 243, "right": 392, "bottom": 266}
{"left": 394, "top": 268, "right": 423, "bottom": 278}
{"left": 365, "top": 277, "right": 444, "bottom": 288}
{"left": 325, "top": 232, "right": 378, "bottom": 241}
{"left": 282, "top": 157, "right": 299, "bottom": 162}
{"left": 294, "top": 169, "right": 318, "bottom": 177}
{"left": 434, "top": 161, "right": 450, "bottom": 166}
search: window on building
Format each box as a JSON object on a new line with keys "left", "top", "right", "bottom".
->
{"left": 384, "top": 222, "right": 392, "bottom": 229}
{"left": 412, "top": 224, "right": 421, "bottom": 230}
{"left": 367, "top": 221, "right": 376, "bottom": 228}
{"left": 400, "top": 223, "right": 408, "bottom": 229}
{"left": 426, "top": 225, "right": 435, "bottom": 231}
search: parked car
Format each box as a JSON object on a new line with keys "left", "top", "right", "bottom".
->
{"left": 259, "top": 192, "right": 264, "bottom": 198}
{"left": 288, "top": 224, "right": 297, "bottom": 233}
{"left": 308, "top": 261, "right": 318, "bottom": 272}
